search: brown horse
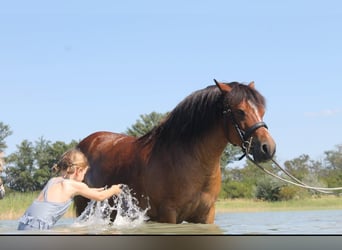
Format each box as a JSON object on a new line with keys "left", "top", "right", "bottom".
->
{"left": 74, "top": 80, "right": 276, "bottom": 224}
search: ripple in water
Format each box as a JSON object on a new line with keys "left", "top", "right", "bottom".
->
{"left": 74, "top": 184, "right": 150, "bottom": 230}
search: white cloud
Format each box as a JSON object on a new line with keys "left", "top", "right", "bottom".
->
{"left": 304, "top": 109, "right": 341, "bottom": 118}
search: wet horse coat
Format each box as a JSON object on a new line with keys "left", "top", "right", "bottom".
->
{"left": 74, "top": 81, "right": 276, "bottom": 223}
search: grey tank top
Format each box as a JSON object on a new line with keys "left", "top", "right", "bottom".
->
{"left": 18, "top": 177, "right": 73, "bottom": 230}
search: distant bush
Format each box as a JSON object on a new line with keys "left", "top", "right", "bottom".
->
{"left": 220, "top": 181, "right": 253, "bottom": 199}
{"left": 254, "top": 177, "right": 282, "bottom": 201}
{"left": 278, "top": 185, "right": 298, "bottom": 201}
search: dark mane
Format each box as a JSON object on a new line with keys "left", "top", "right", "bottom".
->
{"left": 138, "top": 82, "right": 266, "bottom": 148}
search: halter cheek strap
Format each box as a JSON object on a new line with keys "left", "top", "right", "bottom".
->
{"left": 223, "top": 107, "right": 268, "bottom": 159}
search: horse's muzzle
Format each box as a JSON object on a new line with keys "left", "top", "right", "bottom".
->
{"left": 251, "top": 139, "right": 276, "bottom": 163}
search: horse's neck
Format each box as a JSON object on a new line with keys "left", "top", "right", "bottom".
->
{"left": 191, "top": 125, "right": 229, "bottom": 168}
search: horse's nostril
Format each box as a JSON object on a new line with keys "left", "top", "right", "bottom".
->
{"left": 261, "top": 143, "right": 269, "bottom": 156}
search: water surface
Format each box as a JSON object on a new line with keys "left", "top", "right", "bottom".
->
{"left": 1, "top": 186, "right": 341, "bottom": 234}
{"left": 1, "top": 209, "right": 341, "bottom": 234}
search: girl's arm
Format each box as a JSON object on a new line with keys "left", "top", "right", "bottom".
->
{"left": 71, "top": 181, "right": 121, "bottom": 201}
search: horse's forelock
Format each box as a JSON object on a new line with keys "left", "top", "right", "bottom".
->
{"left": 225, "top": 82, "right": 266, "bottom": 108}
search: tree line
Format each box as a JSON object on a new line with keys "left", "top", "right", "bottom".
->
{"left": 1, "top": 115, "right": 341, "bottom": 201}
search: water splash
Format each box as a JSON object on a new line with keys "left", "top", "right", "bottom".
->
{"left": 74, "top": 184, "right": 150, "bottom": 230}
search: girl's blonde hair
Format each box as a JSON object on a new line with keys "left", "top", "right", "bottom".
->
{"left": 51, "top": 148, "right": 89, "bottom": 175}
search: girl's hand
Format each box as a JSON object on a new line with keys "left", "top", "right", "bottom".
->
{"left": 110, "top": 184, "right": 122, "bottom": 195}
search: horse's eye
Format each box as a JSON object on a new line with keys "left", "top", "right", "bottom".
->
{"left": 236, "top": 109, "right": 245, "bottom": 118}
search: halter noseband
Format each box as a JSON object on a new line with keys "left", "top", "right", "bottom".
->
{"left": 223, "top": 106, "right": 268, "bottom": 160}
{"left": 243, "top": 121, "right": 268, "bottom": 142}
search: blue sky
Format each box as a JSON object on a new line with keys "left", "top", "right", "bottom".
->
{"left": 1, "top": 0, "right": 341, "bottom": 163}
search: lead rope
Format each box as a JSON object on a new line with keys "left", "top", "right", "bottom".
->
{"left": 243, "top": 140, "right": 342, "bottom": 194}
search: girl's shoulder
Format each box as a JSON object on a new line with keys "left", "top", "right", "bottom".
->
{"left": 47, "top": 176, "right": 64, "bottom": 186}
{"left": 59, "top": 178, "right": 84, "bottom": 198}
{"left": 51, "top": 176, "right": 63, "bottom": 182}
{"left": 62, "top": 178, "right": 87, "bottom": 190}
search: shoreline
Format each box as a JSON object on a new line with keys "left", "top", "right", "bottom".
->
{"left": 215, "top": 196, "right": 342, "bottom": 213}
{"left": 1, "top": 194, "right": 341, "bottom": 220}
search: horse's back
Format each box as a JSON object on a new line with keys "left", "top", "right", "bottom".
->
{"left": 78, "top": 131, "right": 127, "bottom": 153}
{"left": 77, "top": 131, "right": 143, "bottom": 186}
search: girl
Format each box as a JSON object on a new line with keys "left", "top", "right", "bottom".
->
{"left": 18, "top": 148, "right": 122, "bottom": 230}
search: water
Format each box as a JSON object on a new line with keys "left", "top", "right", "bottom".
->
{"left": 1, "top": 186, "right": 341, "bottom": 234}
{"left": 73, "top": 184, "right": 150, "bottom": 230}
{"left": 215, "top": 210, "right": 342, "bottom": 234}
{"left": 2, "top": 210, "right": 342, "bottom": 234}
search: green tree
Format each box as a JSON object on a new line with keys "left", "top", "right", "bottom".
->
{"left": 5, "top": 138, "right": 78, "bottom": 192}
{"left": 322, "top": 144, "right": 342, "bottom": 188}
{"left": 284, "top": 154, "right": 311, "bottom": 181}
{"left": 5, "top": 140, "right": 36, "bottom": 192}
{"left": 220, "top": 144, "right": 242, "bottom": 168}
{"left": 220, "top": 156, "right": 288, "bottom": 200}
{"left": 220, "top": 158, "right": 264, "bottom": 199}
{"left": 0, "top": 122, "right": 13, "bottom": 152}
{"left": 33, "top": 137, "right": 54, "bottom": 189}
{"left": 240, "top": 159, "right": 276, "bottom": 186}
{"left": 0, "top": 122, "right": 13, "bottom": 198}
{"left": 32, "top": 138, "right": 78, "bottom": 189}
{"left": 283, "top": 154, "right": 326, "bottom": 197}
{"left": 126, "top": 111, "right": 168, "bottom": 137}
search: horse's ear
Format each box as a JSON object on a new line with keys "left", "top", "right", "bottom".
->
{"left": 214, "top": 79, "right": 232, "bottom": 93}
{"left": 248, "top": 81, "right": 255, "bottom": 89}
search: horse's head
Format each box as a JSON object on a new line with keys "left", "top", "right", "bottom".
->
{"left": 215, "top": 80, "right": 276, "bottom": 163}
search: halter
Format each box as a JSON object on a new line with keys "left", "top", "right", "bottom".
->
{"left": 221, "top": 86, "right": 342, "bottom": 194}
{"left": 223, "top": 104, "right": 268, "bottom": 160}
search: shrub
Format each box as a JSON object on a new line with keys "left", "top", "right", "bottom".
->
{"left": 220, "top": 181, "right": 253, "bottom": 199}
{"left": 254, "top": 177, "right": 282, "bottom": 201}
{"left": 279, "top": 185, "right": 298, "bottom": 201}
